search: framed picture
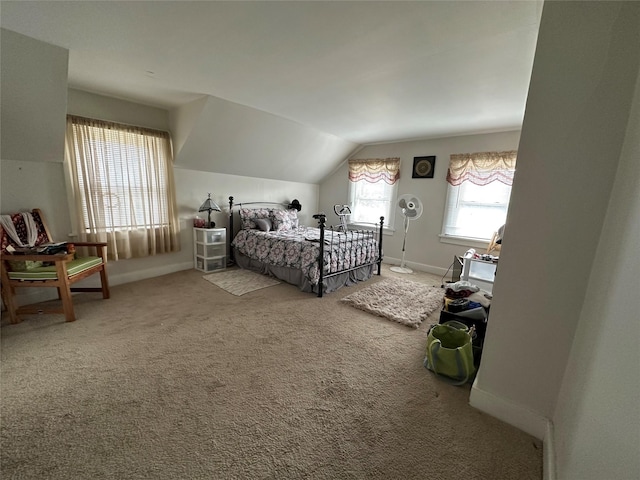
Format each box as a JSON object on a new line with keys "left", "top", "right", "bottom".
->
{"left": 412, "top": 156, "right": 436, "bottom": 178}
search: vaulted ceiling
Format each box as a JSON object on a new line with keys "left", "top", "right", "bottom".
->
{"left": 1, "top": 1, "right": 542, "bottom": 183}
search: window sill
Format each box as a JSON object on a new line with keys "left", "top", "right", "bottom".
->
{"left": 438, "top": 234, "right": 490, "bottom": 249}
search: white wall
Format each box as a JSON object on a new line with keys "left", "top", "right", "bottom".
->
{"left": 175, "top": 167, "right": 319, "bottom": 235}
{"left": 0, "top": 28, "right": 68, "bottom": 164}
{"left": 68, "top": 90, "right": 319, "bottom": 285}
{"left": 67, "top": 88, "right": 170, "bottom": 131}
{"left": 2, "top": 82, "right": 319, "bottom": 303}
{"left": 470, "top": 0, "right": 640, "bottom": 444}
{"left": 551, "top": 57, "right": 640, "bottom": 480}
{"left": 318, "top": 130, "right": 521, "bottom": 275}
{"left": 1, "top": 160, "right": 72, "bottom": 240}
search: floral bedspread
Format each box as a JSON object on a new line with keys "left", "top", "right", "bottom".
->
{"left": 231, "top": 227, "right": 379, "bottom": 285}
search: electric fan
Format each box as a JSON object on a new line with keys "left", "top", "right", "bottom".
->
{"left": 390, "top": 194, "right": 424, "bottom": 274}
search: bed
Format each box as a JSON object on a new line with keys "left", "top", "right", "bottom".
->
{"left": 227, "top": 196, "right": 384, "bottom": 297}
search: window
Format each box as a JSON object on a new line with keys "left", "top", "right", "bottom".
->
{"left": 347, "top": 157, "right": 400, "bottom": 230}
{"left": 441, "top": 150, "right": 517, "bottom": 242}
{"left": 64, "top": 115, "right": 180, "bottom": 260}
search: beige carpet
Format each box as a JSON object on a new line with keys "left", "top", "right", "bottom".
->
{"left": 203, "top": 267, "right": 280, "bottom": 295}
{"left": 341, "top": 277, "right": 444, "bottom": 328}
{"left": 0, "top": 265, "right": 542, "bottom": 479}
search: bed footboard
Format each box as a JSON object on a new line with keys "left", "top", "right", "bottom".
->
{"left": 314, "top": 214, "right": 384, "bottom": 298}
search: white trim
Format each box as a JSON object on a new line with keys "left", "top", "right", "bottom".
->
{"left": 108, "top": 261, "right": 193, "bottom": 286}
{"left": 383, "top": 257, "right": 450, "bottom": 278}
{"left": 439, "top": 234, "right": 491, "bottom": 249}
{"left": 469, "top": 382, "right": 549, "bottom": 440}
{"left": 544, "top": 421, "right": 557, "bottom": 480}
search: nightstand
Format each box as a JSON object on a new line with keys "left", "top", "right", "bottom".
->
{"left": 193, "top": 227, "right": 226, "bottom": 273}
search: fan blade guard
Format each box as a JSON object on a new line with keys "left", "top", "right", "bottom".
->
{"left": 397, "top": 194, "right": 423, "bottom": 220}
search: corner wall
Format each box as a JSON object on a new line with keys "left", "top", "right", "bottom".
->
{"left": 470, "top": 0, "right": 640, "bottom": 441}
{"left": 318, "top": 130, "right": 521, "bottom": 275}
{"left": 551, "top": 53, "right": 640, "bottom": 480}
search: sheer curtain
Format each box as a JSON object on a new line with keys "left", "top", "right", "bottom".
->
{"left": 64, "top": 115, "right": 180, "bottom": 260}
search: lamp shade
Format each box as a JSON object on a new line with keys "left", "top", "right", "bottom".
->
{"left": 198, "top": 193, "right": 221, "bottom": 228}
{"left": 199, "top": 193, "right": 221, "bottom": 214}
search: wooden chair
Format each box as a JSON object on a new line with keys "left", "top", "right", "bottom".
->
{"left": 486, "top": 224, "right": 505, "bottom": 255}
{"left": 0, "top": 209, "right": 110, "bottom": 323}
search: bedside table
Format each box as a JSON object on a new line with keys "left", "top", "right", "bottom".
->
{"left": 193, "top": 227, "right": 226, "bottom": 273}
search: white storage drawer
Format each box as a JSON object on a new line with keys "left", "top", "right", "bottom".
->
{"left": 194, "top": 227, "right": 227, "bottom": 273}
{"left": 205, "top": 257, "right": 226, "bottom": 272}
{"left": 195, "top": 229, "right": 225, "bottom": 244}
{"left": 467, "top": 259, "right": 497, "bottom": 282}
{"left": 461, "top": 257, "right": 498, "bottom": 293}
{"left": 197, "top": 243, "right": 226, "bottom": 258}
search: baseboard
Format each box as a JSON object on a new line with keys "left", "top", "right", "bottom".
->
{"left": 544, "top": 420, "right": 556, "bottom": 480}
{"left": 469, "top": 383, "right": 549, "bottom": 440}
{"left": 108, "top": 261, "right": 193, "bottom": 287}
{"left": 8, "top": 261, "right": 194, "bottom": 307}
{"left": 383, "top": 257, "right": 449, "bottom": 278}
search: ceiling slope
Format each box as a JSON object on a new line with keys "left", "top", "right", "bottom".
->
{"left": 172, "top": 95, "right": 358, "bottom": 184}
{"left": 0, "top": 1, "right": 542, "bottom": 144}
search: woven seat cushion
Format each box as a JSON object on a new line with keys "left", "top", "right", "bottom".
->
{"left": 8, "top": 256, "right": 103, "bottom": 280}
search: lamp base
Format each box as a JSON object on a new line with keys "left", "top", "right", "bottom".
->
{"left": 209, "top": 221, "right": 216, "bottom": 228}
{"left": 390, "top": 266, "right": 413, "bottom": 274}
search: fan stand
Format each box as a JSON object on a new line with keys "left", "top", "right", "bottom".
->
{"left": 390, "top": 216, "right": 413, "bottom": 274}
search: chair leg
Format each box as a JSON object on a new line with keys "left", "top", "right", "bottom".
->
{"left": 1, "top": 284, "right": 22, "bottom": 324}
{"left": 99, "top": 267, "right": 110, "bottom": 299}
{"left": 55, "top": 263, "right": 76, "bottom": 323}
{"left": 59, "top": 286, "right": 76, "bottom": 322}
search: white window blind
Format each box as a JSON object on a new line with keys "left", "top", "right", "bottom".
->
{"left": 348, "top": 158, "right": 400, "bottom": 229}
{"left": 349, "top": 179, "right": 396, "bottom": 228}
{"left": 441, "top": 151, "right": 516, "bottom": 242}
{"left": 442, "top": 180, "right": 512, "bottom": 240}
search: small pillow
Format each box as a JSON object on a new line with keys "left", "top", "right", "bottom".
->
{"left": 239, "top": 208, "right": 271, "bottom": 230}
{"left": 271, "top": 209, "right": 298, "bottom": 231}
{"left": 254, "top": 218, "right": 272, "bottom": 232}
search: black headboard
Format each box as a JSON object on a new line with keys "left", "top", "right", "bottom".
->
{"left": 227, "top": 196, "right": 301, "bottom": 264}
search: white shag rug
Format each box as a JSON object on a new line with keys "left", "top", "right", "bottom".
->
{"left": 341, "top": 277, "right": 444, "bottom": 328}
{"left": 203, "top": 268, "right": 281, "bottom": 296}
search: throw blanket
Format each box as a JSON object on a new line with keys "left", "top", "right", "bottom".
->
{"left": 232, "top": 227, "right": 378, "bottom": 285}
{"left": 0, "top": 213, "right": 38, "bottom": 247}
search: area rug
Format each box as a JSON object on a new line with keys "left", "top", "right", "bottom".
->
{"left": 203, "top": 268, "right": 281, "bottom": 296}
{"left": 341, "top": 277, "right": 443, "bottom": 328}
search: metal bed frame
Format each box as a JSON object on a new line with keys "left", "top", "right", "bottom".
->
{"left": 227, "top": 196, "right": 384, "bottom": 297}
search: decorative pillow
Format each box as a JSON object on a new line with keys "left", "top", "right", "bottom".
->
{"left": 239, "top": 208, "right": 271, "bottom": 230}
{"left": 253, "top": 218, "right": 272, "bottom": 232}
{"left": 271, "top": 209, "right": 298, "bottom": 231}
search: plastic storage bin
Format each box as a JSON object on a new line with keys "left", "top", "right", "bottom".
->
{"left": 461, "top": 258, "right": 497, "bottom": 293}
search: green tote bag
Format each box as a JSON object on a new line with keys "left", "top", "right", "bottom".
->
{"left": 424, "top": 323, "right": 476, "bottom": 385}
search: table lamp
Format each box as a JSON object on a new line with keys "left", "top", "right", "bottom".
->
{"left": 198, "top": 193, "right": 221, "bottom": 228}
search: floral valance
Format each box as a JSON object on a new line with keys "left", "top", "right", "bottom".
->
{"left": 447, "top": 151, "right": 517, "bottom": 186}
{"left": 348, "top": 157, "right": 400, "bottom": 185}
